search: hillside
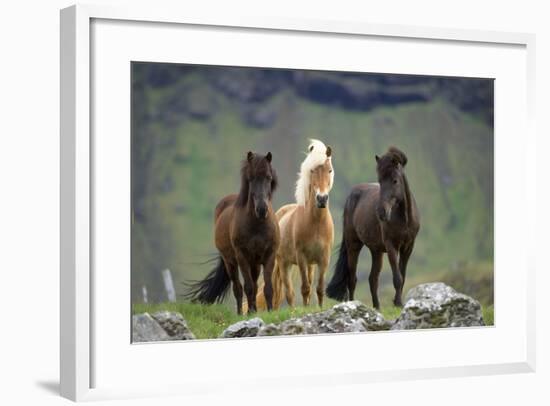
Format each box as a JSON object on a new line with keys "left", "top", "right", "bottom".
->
{"left": 131, "top": 63, "right": 494, "bottom": 308}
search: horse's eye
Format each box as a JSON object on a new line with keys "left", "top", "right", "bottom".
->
{"left": 329, "top": 170, "right": 333, "bottom": 173}
{"left": 393, "top": 179, "right": 398, "bottom": 184}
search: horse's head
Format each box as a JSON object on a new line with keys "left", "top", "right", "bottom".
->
{"left": 243, "top": 151, "right": 278, "bottom": 219}
{"left": 375, "top": 146, "right": 408, "bottom": 222}
{"left": 309, "top": 146, "right": 334, "bottom": 209}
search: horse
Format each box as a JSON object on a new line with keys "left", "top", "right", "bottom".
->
{"left": 184, "top": 151, "right": 280, "bottom": 314}
{"left": 326, "top": 146, "right": 419, "bottom": 309}
{"left": 257, "top": 140, "right": 335, "bottom": 309}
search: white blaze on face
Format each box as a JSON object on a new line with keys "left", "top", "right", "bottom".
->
{"left": 315, "top": 177, "right": 330, "bottom": 198}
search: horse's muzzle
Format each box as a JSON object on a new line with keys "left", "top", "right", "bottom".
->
{"left": 377, "top": 203, "right": 392, "bottom": 222}
{"left": 316, "top": 194, "right": 329, "bottom": 208}
{"left": 255, "top": 205, "right": 268, "bottom": 219}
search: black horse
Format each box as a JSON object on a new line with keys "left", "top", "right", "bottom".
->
{"left": 326, "top": 147, "right": 420, "bottom": 308}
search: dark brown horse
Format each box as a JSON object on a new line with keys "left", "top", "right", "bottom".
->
{"left": 184, "top": 151, "right": 280, "bottom": 314}
{"left": 326, "top": 147, "right": 419, "bottom": 308}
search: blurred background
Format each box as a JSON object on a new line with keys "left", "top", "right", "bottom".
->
{"left": 131, "top": 62, "right": 494, "bottom": 309}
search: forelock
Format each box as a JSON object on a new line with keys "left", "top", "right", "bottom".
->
{"left": 377, "top": 155, "right": 399, "bottom": 179}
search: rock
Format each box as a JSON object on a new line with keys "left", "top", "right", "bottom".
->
{"left": 132, "top": 313, "right": 171, "bottom": 342}
{"left": 220, "top": 317, "right": 265, "bottom": 338}
{"left": 331, "top": 301, "right": 393, "bottom": 331}
{"left": 151, "top": 311, "right": 195, "bottom": 340}
{"left": 391, "top": 282, "right": 485, "bottom": 330}
{"left": 133, "top": 312, "right": 196, "bottom": 342}
{"left": 257, "top": 301, "right": 390, "bottom": 337}
{"left": 257, "top": 323, "right": 281, "bottom": 337}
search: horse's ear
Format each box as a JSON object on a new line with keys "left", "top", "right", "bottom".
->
{"left": 375, "top": 155, "right": 380, "bottom": 162}
{"left": 266, "top": 152, "right": 272, "bottom": 163}
{"left": 326, "top": 146, "right": 332, "bottom": 157}
{"left": 247, "top": 151, "right": 254, "bottom": 162}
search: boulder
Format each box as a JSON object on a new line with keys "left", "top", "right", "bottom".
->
{"left": 132, "top": 313, "right": 171, "bottom": 342}
{"left": 151, "top": 311, "right": 195, "bottom": 340}
{"left": 391, "top": 282, "right": 485, "bottom": 330}
{"left": 220, "top": 317, "right": 265, "bottom": 338}
{"left": 258, "top": 301, "right": 390, "bottom": 337}
{"left": 331, "top": 301, "right": 393, "bottom": 331}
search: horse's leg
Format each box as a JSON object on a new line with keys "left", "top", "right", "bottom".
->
{"left": 251, "top": 264, "right": 261, "bottom": 283}
{"left": 368, "top": 249, "right": 384, "bottom": 310}
{"left": 346, "top": 240, "right": 362, "bottom": 301}
{"left": 272, "top": 259, "right": 283, "bottom": 310}
{"left": 316, "top": 253, "right": 330, "bottom": 307}
{"left": 251, "top": 263, "right": 262, "bottom": 311}
{"left": 225, "top": 259, "right": 243, "bottom": 315}
{"left": 307, "top": 265, "right": 315, "bottom": 289}
{"left": 297, "top": 254, "right": 311, "bottom": 306}
{"left": 235, "top": 250, "right": 256, "bottom": 313}
{"left": 281, "top": 260, "right": 295, "bottom": 307}
{"left": 398, "top": 242, "right": 414, "bottom": 290}
{"left": 384, "top": 240, "right": 403, "bottom": 307}
{"left": 262, "top": 253, "right": 276, "bottom": 311}
{"left": 249, "top": 263, "right": 260, "bottom": 312}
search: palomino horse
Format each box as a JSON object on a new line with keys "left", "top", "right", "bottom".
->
{"left": 258, "top": 140, "right": 334, "bottom": 309}
{"left": 326, "top": 146, "right": 420, "bottom": 308}
{"left": 184, "top": 152, "right": 280, "bottom": 314}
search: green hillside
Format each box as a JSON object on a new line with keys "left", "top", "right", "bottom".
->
{"left": 131, "top": 64, "right": 494, "bottom": 308}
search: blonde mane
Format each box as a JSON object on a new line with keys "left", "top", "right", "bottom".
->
{"left": 295, "top": 139, "right": 333, "bottom": 206}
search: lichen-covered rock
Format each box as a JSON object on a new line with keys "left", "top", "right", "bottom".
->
{"left": 220, "top": 317, "right": 265, "bottom": 338}
{"left": 151, "top": 311, "right": 195, "bottom": 340}
{"left": 132, "top": 313, "right": 171, "bottom": 342}
{"left": 331, "top": 301, "right": 393, "bottom": 331}
{"left": 257, "top": 301, "right": 390, "bottom": 337}
{"left": 391, "top": 282, "right": 484, "bottom": 330}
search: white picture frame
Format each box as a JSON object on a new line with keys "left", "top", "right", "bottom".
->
{"left": 60, "top": 3, "right": 536, "bottom": 402}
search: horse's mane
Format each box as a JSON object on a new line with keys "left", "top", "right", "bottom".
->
{"left": 295, "top": 139, "right": 333, "bottom": 206}
{"left": 235, "top": 160, "right": 250, "bottom": 207}
{"left": 235, "top": 153, "right": 278, "bottom": 207}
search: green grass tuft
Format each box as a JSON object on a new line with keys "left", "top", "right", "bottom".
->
{"left": 482, "top": 304, "right": 494, "bottom": 326}
{"left": 379, "top": 306, "right": 403, "bottom": 321}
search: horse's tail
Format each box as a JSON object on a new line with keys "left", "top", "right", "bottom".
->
{"left": 326, "top": 188, "right": 361, "bottom": 301}
{"left": 326, "top": 239, "right": 350, "bottom": 301}
{"left": 183, "top": 256, "right": 230, "bottom": 304}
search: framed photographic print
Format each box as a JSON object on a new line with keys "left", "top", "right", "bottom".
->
{"left": 60, "top": 4, "right": 536, "bottom": 402}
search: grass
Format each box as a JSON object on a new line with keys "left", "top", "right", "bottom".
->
{"left": 133, "top": 302, "right": 339, "bottom": 339}
{"left": 482, "top": 304, "right": 494, "bottom": 326}
{"left": 132, "top": 302, "right": 344, "bottom": 338}
{"left": 133, "top": 300, "right": 493, "bottom": 340}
